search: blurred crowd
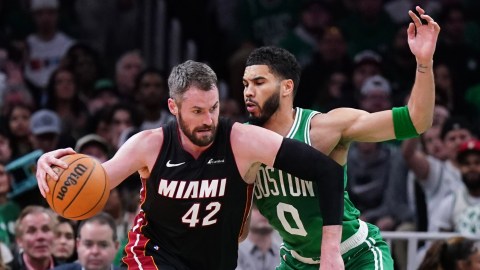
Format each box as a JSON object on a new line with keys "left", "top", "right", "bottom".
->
{"left": 0, "top": 0, "right": 479, "bottom": 269}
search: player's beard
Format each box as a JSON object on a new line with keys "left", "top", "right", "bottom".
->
{"left": 247, "top": 89, "right": 280, "bottom": 127}
{"left": 178, "top": 112, "right": 217, "bottom": 147}
{"left": 462, "top": 173, "right": 480, "bottom": 191}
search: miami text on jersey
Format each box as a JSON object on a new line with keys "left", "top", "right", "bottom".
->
{"left": 158, "top": 178, "right": 227, "bottom": 199}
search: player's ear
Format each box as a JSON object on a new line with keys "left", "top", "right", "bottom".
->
{"left": 282, "top": 79, "right": 294, "bottom": 97}
{"left": 168, "top": 98, "right": 178, "bottom": 115}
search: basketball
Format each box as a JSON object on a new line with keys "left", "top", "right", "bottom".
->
{"left": 45, "top": 153, "right": 110, "bottom": 220}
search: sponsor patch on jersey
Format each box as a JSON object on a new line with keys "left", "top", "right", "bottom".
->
{"left": 207, "top": 158, "right": 224, "bottom": 165}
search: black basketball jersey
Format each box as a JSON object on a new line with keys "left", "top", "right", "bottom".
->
{"left": 123, "top": 118, "right": 253, "bottom": 270}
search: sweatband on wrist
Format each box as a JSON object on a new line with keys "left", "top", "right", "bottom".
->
{"left": 273, "top": 138, "right": 344, "bottom": 226}
{"left": 392, "top": 106, "right": 419, "bottom": 140}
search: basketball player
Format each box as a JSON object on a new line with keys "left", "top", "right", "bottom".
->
{"left": 242, "top": 6, "right": 440, "bottom": 270}
{"left": 36, "top": 60, "right": 346, "bottom": 269}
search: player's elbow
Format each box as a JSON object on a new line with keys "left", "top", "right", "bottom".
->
{"left": 409, "top": 107, "right": 432, "bottom": 134}
{"left": 413, "top": 117, "right": 432, "bottom": 134}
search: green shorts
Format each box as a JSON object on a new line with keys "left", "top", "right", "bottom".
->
{"left": 276, "top": 223, "right": 394, "bottom": 270}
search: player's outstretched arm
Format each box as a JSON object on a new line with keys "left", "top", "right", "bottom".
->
{"left": 327, "top": 6, "right": 440, "bottom": 144}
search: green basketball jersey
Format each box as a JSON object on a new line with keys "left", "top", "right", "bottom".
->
{"left": 254, "top": 108, "right": 362, "bottom": 259}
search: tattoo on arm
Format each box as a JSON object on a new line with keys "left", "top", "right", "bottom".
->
{"left": 417, "top": 64, "right": 429, "bottom": 73}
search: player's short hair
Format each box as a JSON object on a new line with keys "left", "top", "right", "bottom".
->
{"left": 168, "top": 60, "right": 218, "bottom": 101}
{"left": 246, "top": 46, "right": 301, "bottom": 96}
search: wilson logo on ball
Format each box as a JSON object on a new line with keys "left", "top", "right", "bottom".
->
{"left": 56, "top": 163, "right": 88, "bottom": 200}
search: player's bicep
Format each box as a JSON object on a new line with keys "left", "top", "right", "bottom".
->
{"left": 231, "top": 123, "right": 283, "bottom": 175}
{"left": 103, "top": 130, "right": 163, "bottom": 189}
{"left": 339, "top": 109, "right": 395, "bottom": 142}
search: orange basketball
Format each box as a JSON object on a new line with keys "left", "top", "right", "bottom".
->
{"left": 46, "top": 153, "right": 110, "bottom": 220}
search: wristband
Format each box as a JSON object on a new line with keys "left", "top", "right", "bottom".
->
{"left": 392, "top": 106, "right": 419, "bottom": 140}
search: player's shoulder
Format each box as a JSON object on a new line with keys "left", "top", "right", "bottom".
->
{"left": 127, "top": 127, "right": 165, "bottom": 147}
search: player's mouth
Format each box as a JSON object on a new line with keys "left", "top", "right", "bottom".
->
{"left": 195, "top": 128, "right": 212, "bottom": 135}
{"left": 245, "top": 101, "right": 258, "bottom": 113}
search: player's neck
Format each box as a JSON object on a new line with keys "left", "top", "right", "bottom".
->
{"left": 179, "top": 131, "right": 212, "bottom": 159}
{"left": 263, "top": 106, "right": 296, "bottom": 137}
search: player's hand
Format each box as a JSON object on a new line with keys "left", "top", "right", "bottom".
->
{"left": 36, "top": 148, "right": 76, "bottom": 198}
{"left": 320, "top": 251, "right": 344, "bottom": 270}
{"left": 407, "top": 6, "right": 441, "bottom": 64}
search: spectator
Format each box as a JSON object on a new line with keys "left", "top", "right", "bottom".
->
{"left": 84, "top": 108, "right": 111, "bottom": 144}
{"left": 87, "top": 79, "right": 119, "bottom": 115}
{"left": 52, "top": 217, "right": 77, "bottom": 265}
{"left": 0, "top": 162, "right": 20, "bottom": 248}
{"left": 433, "top": 140, "right": 480, "bottom": 235}
{"left": 236, "top": 204, "right": 280, "bottom": 270}
{"left": 228, "top": 0, "right": 304, "bottom": 109}
{"left": 383, "top": 24, "right": 417, "bottom": 106}
{"left": 1, "top": 85, "right": 35, "bottom": 117}
{"left": 0, "top": 127, "right": 13, "bottom": 164}
{"left": 295, "top": 26, "right": 352, "bottom": 109}
{"left": 9, "top": 206, "right": 58, "bottom": 270}
{"left": 60, "top": 43, "right": 104, "bottom": 99}
{"left": 24, "top": 0, "right": 74, "bottom": 98}
{"left": 436, "top": 3, "right": 480, "bottom": 108}
{"left": 53, "top": 213, "right": 120, "bottom": 270}
{"left": 29, "top": 109, "right": 61, "bottom": 153}
{"left": 347, "top": 141, "right": 399, "bottom": 229}
{"left": 44, "top": 67, "right": 89, "bottom": 138}
{"left": 102, "top": 188, "right": 134, "bottom": 267}
{"left": 419, "top": 236, "right": 480, "bottom": 270}
{"left": 114, "top": 50, "right": 143, "bottom": 101}
{"left": 350, "top": 49, "right": 383, "bottom": 102}
{"left": 134, "top": 68, "right": 174, "bottom": 130}
{"left": 403, "top": 116, "right": 476, "bottom": 233}
{"left": 74, "top": 134, "right": 109, "bottom": 163}
{"left": 358, "top": 75, "right": 392, "bottom": 113}
{"left": 338, "top": 0, "right": 397, "bottom": 56}
{"left": 278, "top": 0, "right": 333, "bottom": 67}
{"left": 106, "top": 103, "right": 142, "bottom": 151}
{"left": 434, "top": 62, "right": 455, "bottom": 112}
{"left": 6, "top": 103, "right": 33, "bottom": 159}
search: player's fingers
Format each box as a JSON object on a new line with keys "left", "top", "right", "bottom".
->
{"left": 35, "top": 166, "right": 49, "bottom": 197}
{"left": 52, "top": 148, "right": 76, "bottom": 159}
{"left": 37, "top": 180, "right": 46, "bottom": 198}
{"left": 420, "top": 14, "right": 436, "bottom": 26}
{"left": 46, "top": 153, "right": 68, "bottom": 168}
{"left": 44, "top": 164, "right": 59, "bottom": 181}
{"left": 408, "top": 10, "right": 422, "bottom": 28}
{"left": 416, "top": 6, "right": 425, "bottom": 15}
{"left": 407, "top": 22, "right": 416, "bottom": 39}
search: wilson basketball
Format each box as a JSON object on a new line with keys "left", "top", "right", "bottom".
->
{"left": 46, "top": 154, "right": 110, "bottom": 220}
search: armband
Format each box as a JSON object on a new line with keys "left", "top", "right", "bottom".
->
{"left": 392, "top": 106, "right": 419, "bottom": 140}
